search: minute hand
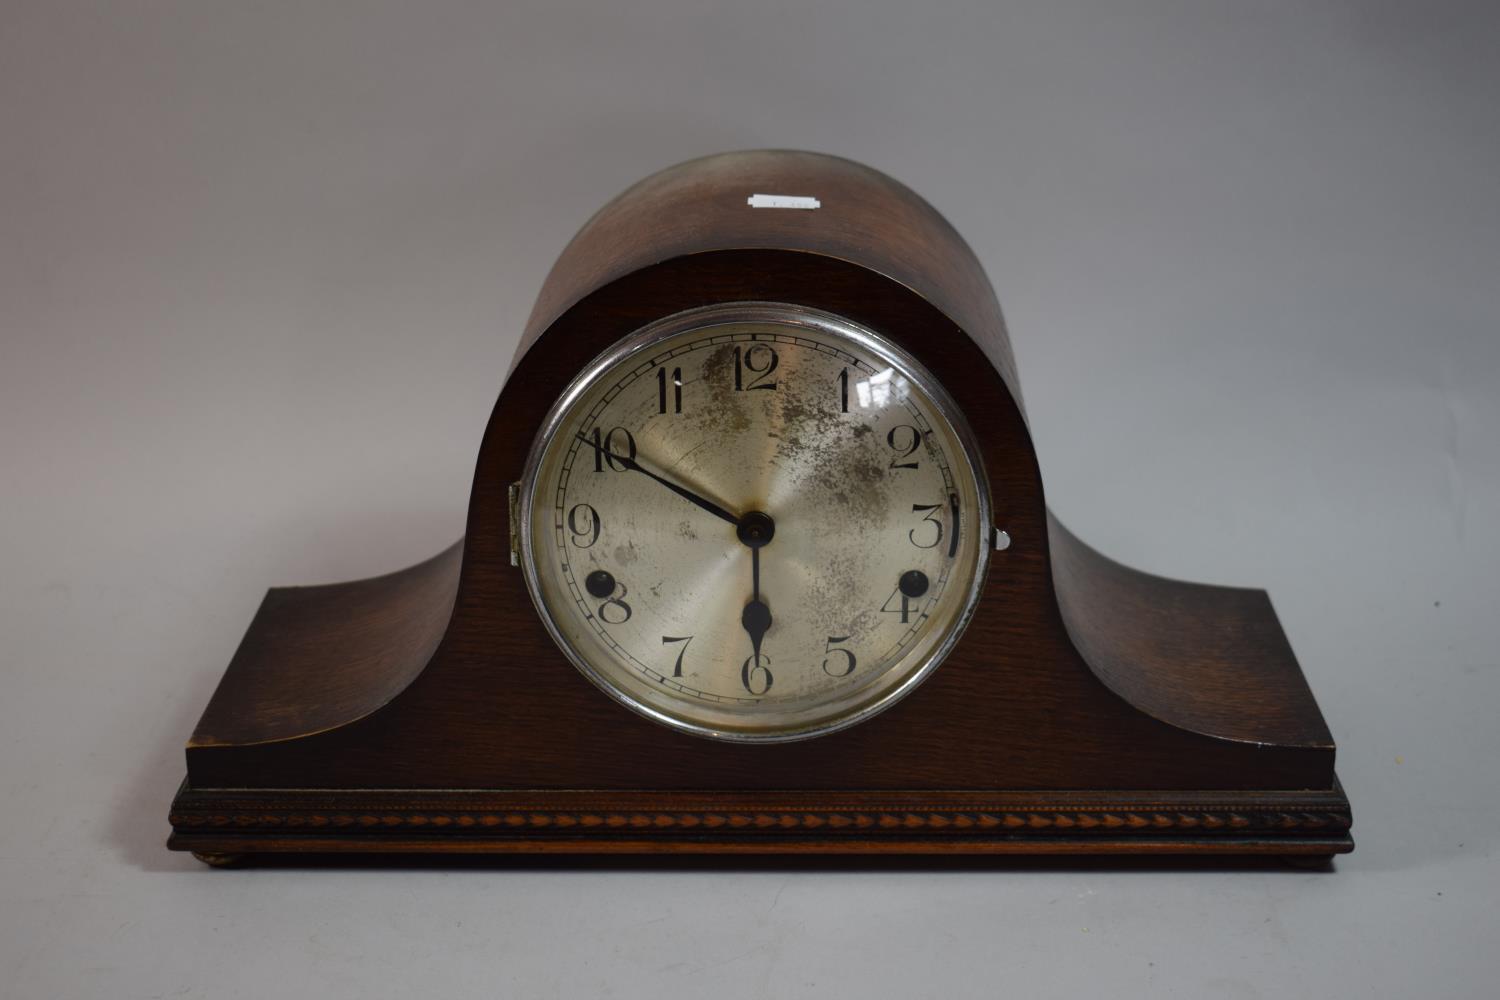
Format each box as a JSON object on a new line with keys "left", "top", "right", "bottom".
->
{"left": 575, "top": 432, "right": 739, "bottom": 526}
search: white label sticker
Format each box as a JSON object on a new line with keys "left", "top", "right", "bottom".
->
{"left": 747, "top": 193, "right": 820, "bottom": 210}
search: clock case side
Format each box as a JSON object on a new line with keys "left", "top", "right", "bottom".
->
{"left": 169, "top": 150, "right": 1350, "bottom": 859}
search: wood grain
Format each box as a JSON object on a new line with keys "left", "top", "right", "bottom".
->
{"left": 170, "top": 151, "right": 1349, "bottom": 860}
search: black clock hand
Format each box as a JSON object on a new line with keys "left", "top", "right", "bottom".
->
{"left": 752, "top": 542, "right": 761, "bottom": 603}
{"left": 575, "top": 432, "right": 739, "bottom": 526}
{"left": 742, "top": 593, "right": 771, "bottom": 665}
{"left": 736, "top": 512, "right": 776, "bottom": 665}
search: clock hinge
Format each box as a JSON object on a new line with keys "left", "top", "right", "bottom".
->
{"left": 508, "top": 482, "right": 521, "bottom": 567}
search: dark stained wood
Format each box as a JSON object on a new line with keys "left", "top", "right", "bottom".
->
{"left": 1048, "top": 515, "right": 1333, "bottom": 749}
{"left": 516, "top": 150, "right": 1023, "bottom": 405}
{"left": 189, "top": 543, "right": 461, "bottom": 747}
{"left": 167, "top": 783, "right": 1352, "bottom": 858}
{"left": 169, "top": 151, "right": 1349, "bottom": 860}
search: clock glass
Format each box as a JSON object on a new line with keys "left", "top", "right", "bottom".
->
{"left": 517, "top": 303, "right": 991, "bottom": 741}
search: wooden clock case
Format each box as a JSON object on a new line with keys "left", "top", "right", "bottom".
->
{"left": 168, "top": 150, "right": 1352, "bottom": 863}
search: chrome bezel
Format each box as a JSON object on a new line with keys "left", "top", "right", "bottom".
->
{"left": 516, "top": 302, "right": 993, "bottom": 743}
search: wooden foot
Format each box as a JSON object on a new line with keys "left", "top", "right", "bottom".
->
{"left": 192, "top": 851, "right": 245, "bottom": 868}
{"left": 1280, "top": 853, "right": 1335, "bottom": 870}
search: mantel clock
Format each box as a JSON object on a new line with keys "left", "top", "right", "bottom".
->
{"left": 168, "top": 150, "right": 1352, "bottom": 864}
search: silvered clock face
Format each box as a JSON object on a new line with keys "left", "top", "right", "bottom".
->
{"left": 518, "top": 303, "right": 991, "bottom": 741}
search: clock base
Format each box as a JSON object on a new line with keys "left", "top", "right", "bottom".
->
{"left": 166, "top": 501, "right": 1353, "bottom": 866}
{"left": 168, "top": 782, "right": 1351, "bottom": 861}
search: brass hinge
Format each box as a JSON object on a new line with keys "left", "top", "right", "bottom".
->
{"left": 508, "top": 482, "right": 521, "bottom": 567}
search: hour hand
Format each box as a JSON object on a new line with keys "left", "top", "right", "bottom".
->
{"left": 742, "top": 595, "right": 772, "bottom": 664}
{"left": 739, "top": 515, "right": 775, "bottom": 662}
{"left": 575, "top": 432, "right": 739, "bottom": 525}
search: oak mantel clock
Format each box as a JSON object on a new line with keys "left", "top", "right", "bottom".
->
{"left": 168, "top": 150, "right": 1352, "bottom": 864}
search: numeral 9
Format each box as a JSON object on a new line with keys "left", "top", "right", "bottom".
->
{"left": 567, "top": 503, "right": 600, "bottom": 548}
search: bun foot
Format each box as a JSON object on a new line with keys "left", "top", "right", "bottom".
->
{"left": 192, "top": 851, "right": 245, "bottom": 868}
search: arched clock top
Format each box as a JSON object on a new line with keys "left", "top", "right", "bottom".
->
{"left": 512, "top": 150, "right": 1024, "bottom": 409}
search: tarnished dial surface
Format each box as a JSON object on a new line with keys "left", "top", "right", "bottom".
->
{"left": 518, "top": 304, "right": 990, "bottom": 742}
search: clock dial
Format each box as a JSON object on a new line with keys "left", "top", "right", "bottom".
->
{"left": 518, "top": 303, "right": 991, "bottom": 741}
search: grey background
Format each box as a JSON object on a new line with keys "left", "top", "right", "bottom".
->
{"left": 2, "top": 1, "right": 1497, "bottom": 997}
